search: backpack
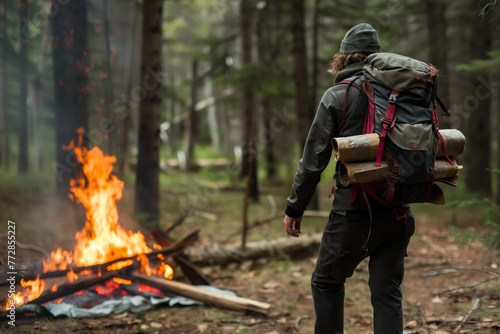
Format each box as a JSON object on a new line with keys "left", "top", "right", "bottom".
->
{"left": 336, "top": 52, "right": 457, "bottom": 206}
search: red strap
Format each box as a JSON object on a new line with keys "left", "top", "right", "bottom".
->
{"left": 349, "top": 186, "right": 359, "bottom": 203}
{"left": 362, "top": 98, "right": 375, "bottom": 134}
{"left": 432, "top": 108, "right": 454, "bottom": 165}
{"left": 375, "top": 130, "right": 386, "bottom": 167}
{"left": 375, "top": 90, "right": 399, "bottom": 167}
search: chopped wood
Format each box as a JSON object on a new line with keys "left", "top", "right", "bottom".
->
{"left": 132, "top": 273, "right": 271, "bottom": 316}
{"left": 186, "top": 233, "right": 322, "bottom": 266}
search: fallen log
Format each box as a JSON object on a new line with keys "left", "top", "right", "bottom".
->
{"left": 185, "top": 233, "right": 322, "bottom": 267}
{"left": 132, "top": 273, "right": 271, "bottom": 316}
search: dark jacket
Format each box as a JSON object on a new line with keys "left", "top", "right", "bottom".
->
{"left": 285, "top": 62, "right": 393, "bottom": 218}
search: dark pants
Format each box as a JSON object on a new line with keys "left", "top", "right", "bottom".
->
{"left": 311, "top": 208, "right": 415, "bottom": 334}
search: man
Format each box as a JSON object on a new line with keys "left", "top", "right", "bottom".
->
{"left": 283, "top": 23, "right": 415, "bottom": 334}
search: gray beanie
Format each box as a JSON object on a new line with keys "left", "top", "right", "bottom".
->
{"left": 340, "top": 23, "right": 381, "bottom": 55}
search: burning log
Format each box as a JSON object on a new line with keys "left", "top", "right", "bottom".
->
{"left": 151, "top": 228, "right": 210, "bottom": 285}
{"left": 12, "top": 229, "right": 200, "bottom": 283}
{"left": 132, "top": 273, "right": 271, "bottom": 316}
{"left": 27, "top": 263, "right": 138, "bottom": 306}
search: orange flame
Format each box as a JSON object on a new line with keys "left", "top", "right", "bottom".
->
{"left": 3, "top": 132, "right": 174, "bottom": 310}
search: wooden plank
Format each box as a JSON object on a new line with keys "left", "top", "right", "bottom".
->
{"left": 132, "top": 273, "right": 271, "bottom": 316}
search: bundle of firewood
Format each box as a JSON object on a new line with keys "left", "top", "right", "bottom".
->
{"left": 332, "top": 129, "right": 465, "bottom": 187}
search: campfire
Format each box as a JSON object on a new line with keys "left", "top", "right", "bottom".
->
{"left": 2, "top": 133, "right": 270, "bottom": 317}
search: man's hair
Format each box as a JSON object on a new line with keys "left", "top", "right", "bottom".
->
{"left": 328, "top": 53, "right": 367, "bottom": 74}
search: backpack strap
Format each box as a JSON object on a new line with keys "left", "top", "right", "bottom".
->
{"left": 337, "top": 78, "right": 362, "bottom": 136}
{"left": 436, "top": 95, "right": 451, "bottom": 117}
{"left": 375, "top": 90, "right": 399, "bottom": 167}
{"left": 432, "top": 108, "right": 454, "bottom": 165}
{"left": 361, "top": 79, "right": 376, "bottom": 134}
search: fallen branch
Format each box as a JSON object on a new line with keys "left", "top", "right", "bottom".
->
{"left": 440, "top": 275, "right": 500, "bottom": 294}
{"left": 164, "top": 207, "right": 195, "bottom": 235}
{"left": 133, "top": 273, "right": 271, "bottom": 315}
{"left": 453, "top": 297, "right": 481, "bottom": 333}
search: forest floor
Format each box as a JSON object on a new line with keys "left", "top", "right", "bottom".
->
{"left": 0, "top": 173, "right": 499, "bottom": 334}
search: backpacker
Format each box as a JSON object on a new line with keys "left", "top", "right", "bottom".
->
{"left": 336, "top": 52, "right": 457, "bottom": 206}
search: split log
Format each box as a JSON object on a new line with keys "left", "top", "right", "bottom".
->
{"left": 132, "top": 273, "right": 271, "bottom": 316}
{"left": 186, "top": 233, "right": 322, "bottom": 267}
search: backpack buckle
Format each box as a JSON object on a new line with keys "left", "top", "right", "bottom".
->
{"left": 388, "top": 92, "right": 399, "bottom": 104}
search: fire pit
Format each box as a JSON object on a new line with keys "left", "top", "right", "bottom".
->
{"left": 2, "top": 136, "right": 270, "bottom": 320}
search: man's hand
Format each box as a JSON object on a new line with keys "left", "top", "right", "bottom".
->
{"left": 283, "top": 215, "right": 302, "bottom": 237}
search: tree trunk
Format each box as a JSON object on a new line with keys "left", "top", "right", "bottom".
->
{"left": 256, "top": 2, "right": 276, "bottom": 180}
{"left": 239, "top": 0, "right": 259, "bottom": 201}
{"left": 446, "top": 0, "right": 470, "bottom": 134}
{"left": 29, "top": 80, "right": 41, "bottom": 172}
{"left": 18, "top": 0, "right": 29, "bottom": 174}
{"left": 493, "top": 13, "right": 500, "bottom": 203}
{"left": 206, "top": 76, "right": 220, "bottom": 152}
{"left": 183, "top": 59, "right": 199, "bottom": 171}
{"left": 292, "top": 0, "right": 319, "bottom": 210}
{"left": 134, "top": 0, "right": 163, "bottom": 227}
{"left": 0, "top": 0, "right": 8, "bottom": 169}
{"left": 426, "top": 0, "right": 449, "bottom": 107}
{"left": 240, "top": 0, "right": 258, "bottom": 248}
{"left": 32, "top": 14, "right": 50, "bottom": 172}
{"left": 291, "top": 0, "right": 310, "bottom": 151}
{"left": 310, "top": 0, "right": 321, "bottom": 114}
{"left": 464, "top": 1, "right": 492, "bottom": 196}
{"left": 102, "top": 0, "right": 115, "bottom": 154}
{"left": 50, "top": 0, "right": 89, "bottom": 197}
{"left": 116, "top": 0, "right": 140, "bottom": 178}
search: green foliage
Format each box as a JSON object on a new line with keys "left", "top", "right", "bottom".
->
{"left": 455, "top": 50, "right": 500, "bottom": 73}
{"left": 0, "top": 170, "right": 54, "bottom": 226}
{"left": 449, "top": 197, "right": 500, "bottom": 250}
